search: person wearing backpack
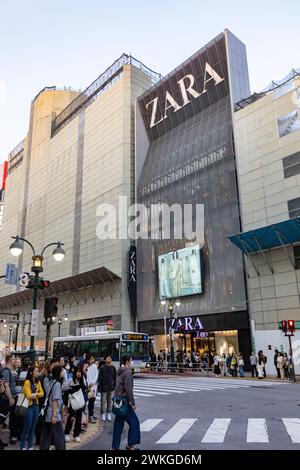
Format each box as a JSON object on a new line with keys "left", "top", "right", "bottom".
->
{"left": 39, "top": 365, "right": 66, "bottom": 450}
{"left": 20, "top": 365, "right": 44, "bottom": 450}
{"left": 0, "top": 354, "right": 17, "bottom": 448}
{"left": 111, "top": 355, "right": 140, "bottom": 450}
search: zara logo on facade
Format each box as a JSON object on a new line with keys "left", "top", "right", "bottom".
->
{"left": 171, "top": 316, "right": 204, "bottom": 332}
{"left": 146, "top": 63, "right": 224, "bottom": 128}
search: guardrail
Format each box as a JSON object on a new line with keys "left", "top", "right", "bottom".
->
{"left": 144, "top": 361, "right": 214, "bottom": 376}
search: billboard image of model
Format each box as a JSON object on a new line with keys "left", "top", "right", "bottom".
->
{"left": 158, "top": 245, "right": 203, "bottom": 299}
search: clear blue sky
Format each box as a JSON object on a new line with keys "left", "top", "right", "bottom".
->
{"left": 0, "top": 0, "right": 299, "bottom": 162}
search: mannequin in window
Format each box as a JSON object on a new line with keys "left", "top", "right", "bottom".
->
{"left": 189, "top": 248, "right": 201, "bottom": 292}
{"left": 169, "top": 251, "right": 181, "bottom": 297}
{"left": 159, "top": 258, "right": 171, "bottom": 298}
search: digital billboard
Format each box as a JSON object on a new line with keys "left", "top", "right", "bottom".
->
{"left": 158, "top": 245, "right": 203, "bottom": 300}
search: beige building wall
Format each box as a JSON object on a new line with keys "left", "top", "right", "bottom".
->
{"left": 233, "top": 77, "right": 300, "bottom": 369}
{"left": 0, "top": 65, "right": 153, "bottom": 349}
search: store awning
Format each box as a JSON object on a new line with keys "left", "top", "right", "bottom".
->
{"left": 0, "top": 266, "right": 121, "bottom": 309}
{"left": 228, "top": 217, "right": 300, "bottom": 255}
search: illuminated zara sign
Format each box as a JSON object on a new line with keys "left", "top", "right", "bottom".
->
{"left": 170, "top": 316, "right": 204, "bottom": 332}
{"left": 146, "top": 63, "right": 224, "bottom": 129}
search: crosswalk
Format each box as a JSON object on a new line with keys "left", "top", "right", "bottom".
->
{"left": 95, "top": 377, "right": 288, "bottom": 401}
{"left": 139, "top": 417, "right": 300, "bottom": 444}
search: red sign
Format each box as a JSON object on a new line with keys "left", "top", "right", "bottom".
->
{"left": 0, "top": 161, "right": 8, "bottom": 190}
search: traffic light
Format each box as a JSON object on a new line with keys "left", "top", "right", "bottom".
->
{"left": 288, "top": 320, "right": 295, "bottom": 334}
{"left": 39, "top": 280, "right": 50, "bottom": 289}
{"left": 280, "top": 320, "right": 287, "bottom": 333}
{"left": 44, "top": 297, "right": 58, "bottom": 319}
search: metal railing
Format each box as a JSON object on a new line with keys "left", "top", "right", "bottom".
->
{"left": 145, "top": 361, "right": 214, "bottom": 375}
{"left": 52, "top": 53, "right": 162, "bottom": 136}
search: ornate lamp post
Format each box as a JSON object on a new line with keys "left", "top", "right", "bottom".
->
{"left": 9, "top": 236, "right": 65, "bottom": 352}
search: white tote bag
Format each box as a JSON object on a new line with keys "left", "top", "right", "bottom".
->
{"left": 69, "top": 389, "right": 85, "bottom": 411}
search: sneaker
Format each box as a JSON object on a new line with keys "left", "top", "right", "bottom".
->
{"left": 49, "top": 445, "right": 55, "bottom": 450}
{"left": 81, "top": 428, "right": 87, "bottom": 433}
{"left": 89, "top": 417, "right": 96, "bottom": 424}
{"left": 73, "top": 436, "right": 81, "bottom": 443}
{"left": 65, "top": 435, "right": 71, "bottom": 442}
{"left": 28, "top": 448, "right": 34, "bottom": 450}
{"left": 106, "top": 413, "right": 112, "bottom": 422}
{"left": 9, "top": 437, "right": 17, "bottom": 445}
{"left": 101, "top": 413, "right": 106, "bottom": 422}
{"left": 0, "top": 440, "right": 8, "bottom": 448}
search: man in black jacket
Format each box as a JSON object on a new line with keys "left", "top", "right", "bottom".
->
{"left": 99, "top": 355, "right": 116, "bottom": 422}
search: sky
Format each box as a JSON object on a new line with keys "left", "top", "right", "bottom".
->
{"left": 0, "top": 0, "right": 299, "bottom": 163}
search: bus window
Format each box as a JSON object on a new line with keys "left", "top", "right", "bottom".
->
{"left": 121, "top": 341, "right": 149, "bottom": 361}
{"left": 78, "top": 341, "right": 90, "bottom": 355}
{"left": 89, "top": 340, "right": 99, "bottom": 354}
{"left": 98, "top": 339, "right": 119, "bottom": 362}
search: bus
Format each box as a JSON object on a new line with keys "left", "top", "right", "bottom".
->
{"left": 52, "top": 331, "right": 150, "bottom": 373}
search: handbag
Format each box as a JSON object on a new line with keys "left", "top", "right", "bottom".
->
{"left": 69, "top": 389, "right": 85, "bottom": 411}
{"left": 14, "top": 392, "right": 29, "bottom": 417}
{"left": 88, "top": 388, "right": 95, "bottom": 400}
{"left": 112, "top": 396, "right": 128, "bottom": 416}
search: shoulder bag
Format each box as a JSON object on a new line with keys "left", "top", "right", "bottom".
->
{"left": 14, "top": 390, "right": 29, "bottom": 417}
{"left": 69, "top": 388, "right": 85, "bottom": 411}
{"left": 112, "top": 396, "right": 128, "bottom": 416}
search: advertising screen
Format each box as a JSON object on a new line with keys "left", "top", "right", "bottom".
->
{"left": 158, "top": 245, "right": 203, "bottom": 300}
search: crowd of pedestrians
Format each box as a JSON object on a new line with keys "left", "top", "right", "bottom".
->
{"left": 0, "top": 351, "right": 133, "bottom": 450}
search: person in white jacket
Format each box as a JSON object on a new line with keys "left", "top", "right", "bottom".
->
{"left": 87, "top": 355, "right": 98, "bottom": 423}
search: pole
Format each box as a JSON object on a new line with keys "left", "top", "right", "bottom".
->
{"left": 8, "top": 328, "right": 12, "bottom": 347}
{"left": 58, "top": 321, "right": 61, "bottom": 337}
{"left": 30, "top": 271, "right": 39, "bottom": 350}
{"left": 45, "top": 319, "right": 51, "bottom": 360}
{"left": 288, "top": 335, "right": 296, "bottom": 382}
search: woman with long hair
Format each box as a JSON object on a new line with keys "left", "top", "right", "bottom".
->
{"left": 20, "top": 365, "right": 44, "bottom": 450}
{"left": 64, "top": 368, "right": 86, "bottom": 443}
{"left": 257, "top": 351, "right": 265, "bottom": 379}
{"left": 39, "top": 365, "right": 66, "bottom": 450}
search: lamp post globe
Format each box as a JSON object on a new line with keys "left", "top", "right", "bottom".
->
{"left": 53, "top": 243, "right": 65, "bottom": 262}
{"left": 9, "top": 237, "right": 23, "bottom": 257}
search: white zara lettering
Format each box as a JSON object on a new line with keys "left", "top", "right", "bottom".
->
{"left": 146, "top": 62, "right": 224, "bottom": 128}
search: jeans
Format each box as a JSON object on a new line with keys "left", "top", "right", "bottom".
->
{"left": 40, "top": 421, "right": 66, "bottom": 450}
{"left": 65, "top": 407, "right": 83, "bottom": 438}
{"left": 88, "top": 396, "right": 96, "bottom": 418}
{"left": 101, "top": 392, "right": 113, "bottom": 415}
{"left": 239, "top": 366, "right": 245, "bottom": 377}
{"left": 112, "top": 405, "right": 140, "bottom": 449}
{"left": 251, "top": 365, "right": 258, "bottom": 378}
{"left": 20, "top": 403, "right": 39, "bottom": 449}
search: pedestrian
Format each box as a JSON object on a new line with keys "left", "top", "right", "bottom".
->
{"left": 64, "top": 368, "right": 86, "bottom": 443}
{"left": 274, "top": 349, "right": 280, "bottom": 378}
{"left": 20, "top": 365, "right": 44, "bottom": 450}
{"left": 99, "top": 354, "right": 116, "bottom": 422}
{"left": 87, "top": 355, "right": 98, "bottom": 424}
{"left": 230, "top": 353, "right": 238, "bottom": 377}
{"left": 44, "top": 358, "right": 59, "bottom": 395}
{"left": 39, "top": 365, "right": 66, "bottom": 450}
{"left": 1, "top": 354, "right": 18, "bottom": 447}
{"left": 257, "top": 351, "right": 265, "bottom": 379}
{"left": 213, "top": 354, "right": 221, "bottom": 376}
{"left": 9, "top": 356, "right": 23, "bottom": 445}
{"left": 277, "top": 352, "right": 285, "bottom": 380}
{"left": 238, "top": 353, "right": 245, "bottom": 377}
{"left": 111, "top": 355, "right": 140, "bottom": 450}
{"left": 283, "top": 353, "right": 290, "bottom": 379}
{"left": 0, "top": 370, "right": 13, "bottom": 449}
{"left": 249, "top": 352, "right": 258, "bottom": 378}
{"left": 69, "top": 355, "right": 77, "bottom": 377}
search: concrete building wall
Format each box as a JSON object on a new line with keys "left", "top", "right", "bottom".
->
{"left": 233, "top": 77, "right": 300, "bottom": 371}
{"left": 0, "top": 64, "right": 153, "bottom": 348}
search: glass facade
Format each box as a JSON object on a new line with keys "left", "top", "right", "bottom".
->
{"left": 136, "top": 32, "right": 249, "bottom": 326}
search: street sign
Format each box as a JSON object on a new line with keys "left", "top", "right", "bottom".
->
{"left": 19, "top": 272, "right": 30, "bottom": 287}
{"left": 5, "top": 263, "right": 19, "bottom": 285}
{"left": 30, "top": 310, "right": 39, "bottom": 337}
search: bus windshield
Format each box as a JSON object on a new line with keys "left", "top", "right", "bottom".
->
{"left": 121, "top": 341, "right": 149, "bottom": 361}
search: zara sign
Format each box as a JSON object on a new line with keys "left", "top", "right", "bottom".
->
{"left": 170, "top": 316, "right": 204, "bottom": 332}
{"left": 146, "top": 63, "right": 224, "bottom": 128}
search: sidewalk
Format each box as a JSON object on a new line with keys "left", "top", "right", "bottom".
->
{"left": 1, "top": 414, "right": 102, "bottom": 451}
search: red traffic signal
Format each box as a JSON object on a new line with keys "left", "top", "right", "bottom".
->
{"left": 39, "top": 280, "right": 50, "bottom": 289}
{"left": 280, "top": 320, "right": 287, "bottom": 333}
{"left": 288, "top": 320, "right": 295, "bottom": 333}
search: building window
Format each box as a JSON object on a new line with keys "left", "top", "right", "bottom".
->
{"left": 288, "top": 198, "right": 300, "bottom": 218}
{"left": 283, "top": 152, "right": 300, "bottom": 178}
{"left": 293, "top": 246, "right": 300, "bottom": 269}
{"left": 277, "top": 110, "right": 300, "bottom": 138}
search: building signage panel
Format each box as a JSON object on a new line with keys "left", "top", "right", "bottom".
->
{"left": 168, "top": 315, "right": 205, "bottom": 332}
{"left": 138, "top": 34, "right": 229, "bottom": 140}
{"left": 0, "top": 161, "right": 8, "bottom": 190}
{"left": 128, "top": 245, "right": 137, "bottom": 317}
{"left": 30, "top": 309, "right": 39, "bottom": 337}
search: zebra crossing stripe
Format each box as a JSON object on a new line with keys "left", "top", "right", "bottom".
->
{"left": 282, "top": 418, "right": 300, "bottom": 443}
{"left": 201, "top": 418, "right": 231, "bottom": 443}
{"left": 156, "top": 418, "right": 197, "bottom": 444}
{"left": 134, "top": 386, "right": 185, "bottom": 394}
{"left": 247, "top": 419, "right": 269, "bottom": 443}
{"left": 140, "top": 419, "right": 163, "bottom": 432}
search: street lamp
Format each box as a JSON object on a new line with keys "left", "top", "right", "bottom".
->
{"left": 160, "top": 298, "right": 181, "bottom": 367}
{"left": 9, "top": 236, "right": 65, "bottom": 352}
{"left": 8, "top": 325, "right": 13, "bottom": 347}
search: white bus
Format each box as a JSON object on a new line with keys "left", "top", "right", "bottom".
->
{"left": 52, "top": 331, "right": 150, "bottom": 373}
